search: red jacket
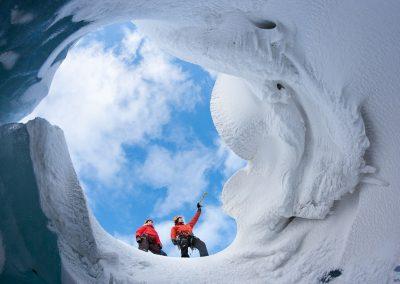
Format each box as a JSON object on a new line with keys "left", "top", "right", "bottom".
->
{"left": 136, "top": 224, "right": 162, "bottom": 246}
{"left": 171, "top": 210, "right": 201, "bottom": 240}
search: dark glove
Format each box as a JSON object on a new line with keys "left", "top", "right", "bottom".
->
{"left": 197, "top": 202, "right": 202, "bottom": 210}
{"left": 172, "top": 239, "right": 178, "bottom": 246}
{"left": 136, "top": 236, "right": 142, "bottom": 243}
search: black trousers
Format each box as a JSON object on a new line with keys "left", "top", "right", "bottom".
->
{"left": 138, "top": 236, "right": 167, "bottom": 256}
{"left": 178, "top": 235, "right": 208, "bottom": 258}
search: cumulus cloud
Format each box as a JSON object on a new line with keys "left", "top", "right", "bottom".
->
{"left": 136, "top": 145, "right": 214, "bottom": 216}
{"left": 154, "top": 220, "right": 181, "bottom": 257}
{"left": 134, "top": 139, "right": 245, "bottom": 218}
{"left": 120, "top": 28, "right": 142, "bottom": 60}
{"left": 22, "top": 24, "right": 242, "bottom": 255}
{"left": 24, "top": 28, "right": 201, "bottom": 185}
{"left": 113, "top": 232, "right": 136, "bottom": 246}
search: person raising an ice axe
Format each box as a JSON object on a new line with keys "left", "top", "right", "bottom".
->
{"left": 170, "top": 193, "right": 209, "bottom": 257}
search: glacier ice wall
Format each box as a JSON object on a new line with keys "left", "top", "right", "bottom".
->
{"left": 0, "top": 122, "right": 61, "bottom": 283}
{"left": 0, "top": 0, "right": 88, "bottom": 123}
{"left": 1, "top": 0, "right": 400, "bottom": 283}
{"left": 0, "top": 233, "right": 4, "bottom": 274}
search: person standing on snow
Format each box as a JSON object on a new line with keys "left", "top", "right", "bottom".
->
{"left": 136, "top": 219, "right": 167, "bottom": 256}
{"left": 171, "top": 203, "right": 209, "bottom": 257}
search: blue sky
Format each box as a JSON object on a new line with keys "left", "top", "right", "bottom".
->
{"left": 24, "top": 22, "right": 245, "bottom": 257}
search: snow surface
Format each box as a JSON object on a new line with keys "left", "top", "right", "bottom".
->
{"left": 1, "top": 0, "right": 400, "bottom": 283}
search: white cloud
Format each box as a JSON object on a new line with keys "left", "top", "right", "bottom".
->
{"left": 136, "top": 145, "right": 214, "bottom": 217}
{"left": 113, "top": 232, "right": 136, "bottom": 246}
{"left": 120, "top": 28, "right": 142, "bottom": 60}
{"left": 20, "top": 25, "right": 241, "bottom": 255}
{"left": 154, "top": 220, "right": 181, "bottom": 257}
{"left": 135, "top": 138, "right": 245, "bottom": 219}
{"left": 23, "top": 29, "right": 201, "bottom": 185}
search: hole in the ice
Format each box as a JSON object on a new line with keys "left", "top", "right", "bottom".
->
{"left": 254, "top": 20, "right": 277, "bottom": 30}
{"left": 319, "top": 269, "right": 342, "bottom": 283}
{"left": 27, "top": 22, "right": 241, "bottom": 258}
{"left": 276, "top": 83, "right": 284, "bottom": 90}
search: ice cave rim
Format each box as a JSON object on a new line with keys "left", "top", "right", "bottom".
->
{"left": 35, "top": 21, "right": 244, "bottom": 258}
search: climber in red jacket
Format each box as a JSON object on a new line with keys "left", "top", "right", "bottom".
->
{"left": 171, "top": 203, "right": 209, "bottom": 257}
{"left": 136, "top": 219, "right": 167, "bottom": 256}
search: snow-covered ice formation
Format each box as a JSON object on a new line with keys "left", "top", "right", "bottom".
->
{"left": 1, "top": 0, "right": 400, "bottom": 283}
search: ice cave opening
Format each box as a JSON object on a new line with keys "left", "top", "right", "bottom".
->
{"left": 253, "top": 20, "right": 277, "bottom": 30}
{"left": 21, "top": 21, "right": 240, "bottom": 259}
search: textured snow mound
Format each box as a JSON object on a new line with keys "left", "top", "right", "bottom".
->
{"left": 211, "top": 73, "right": 368, "bottom": 224}
{"left": 1, "top": 0, "right": 400, "bottom": 283}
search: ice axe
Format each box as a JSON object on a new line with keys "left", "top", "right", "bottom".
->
{"left": 197, "top": 192, "right": 208, "bottom": 207}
